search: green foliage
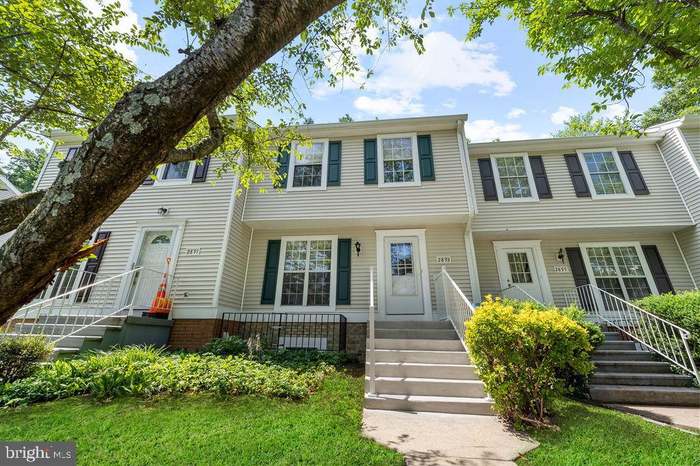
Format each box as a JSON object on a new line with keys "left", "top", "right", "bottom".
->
{"left": 640, "top": 80, "right": 700, "bottom": 128}
{"left": 0, "top": 336, "right": 52, "bottom": 383}
{"left": 465, "top": 296, "right": 593, "bottom": 426}
{"left": 0, "top": 147, "right": 47, "bottom": 192}
{"left": 552, "top": 110, "right": 637, "bottom": 138}
{"left": 259, "top": 349, "right": 357, "bottom": 370}
{"left": 635, "top": 291, "right": 700, "bottom": 362}
{"left": 452, "top": 0, "right": 700, "bottom": 108}
{"left": 338, "top": 113, "right": 354, "bottom": 123}
{"left": 200, "top": 336, "right": 248, "bottom": 357}
{"left": 0, "top": 346, "right": 333, "bottom": 407}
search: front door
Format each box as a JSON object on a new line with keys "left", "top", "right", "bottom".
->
{"left": 495, "top": 243, "right": 549, "bottom": 304}
{"left": 383, "top": 236, "right": 424, "bottom": 315}
{"left": 127, "top": 229, "right": 176, "bottom": 311}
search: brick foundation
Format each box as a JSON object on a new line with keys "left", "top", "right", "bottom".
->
{"left": 168, "top": 319, "right": 220, "bottom": 350}
{"left": 347, "top": 323, "right": 367, "bottom": 357}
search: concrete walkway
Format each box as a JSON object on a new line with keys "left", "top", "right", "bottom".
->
{"left": 362, "top": 409, "right": 538, "bottom": 465}
{"left": 605, "top": 404, "right": 700, "bottom": 432}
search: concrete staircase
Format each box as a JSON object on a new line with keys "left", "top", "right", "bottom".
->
{"left": 590, "top": 330, "right": 700, "bottom": 406}
{"left": 364, "top": 320, "right": 493, "bottom": 415}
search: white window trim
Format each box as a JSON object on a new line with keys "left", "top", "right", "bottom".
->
{"left": 286, "top": 139, "right": 329, "bottom": 191}
{"left": 154, "top": 161, "right": 194, "bottom": 186}
{"left": 576, "top": 148, "right": 634, "bottom": 199}
{"left": 579, "top": 241, "right": 659, "bottom": 302}
{"left": 377, "top": 132, "right": 421, "bottom": 188}
{"left": 489, "top": 153, "right": 539, "bottom": 203}
{"left": 274, "top": 235, "right": 338, "bottom": 311}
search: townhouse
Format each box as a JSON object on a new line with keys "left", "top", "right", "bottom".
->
{"left": 23, "top": 113, "right": 700, "bottom": 354}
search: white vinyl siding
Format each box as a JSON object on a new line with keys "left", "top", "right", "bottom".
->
{"left": 470, "top": 142, "right": 692, "bottom": 231}
{"left": 243, "top": 130, "right": 469, "bottom": 221}
{"left": 682, "top": 127, "right": 700, "bottom": 162}
{"left": 217, "top": 189, "right": 252, "bottom": 310}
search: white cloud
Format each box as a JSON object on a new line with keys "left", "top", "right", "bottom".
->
{"left": 82, "top": 0, "right": 139, "bottom": 63}
{"left": 602, "top": 103, "right": 628, "bottom": 119}
{"left": 442, "top": 98, "right": 457, "bottom": 109}
{"left": 353, "top": 95, "right": 424, "bottom": 116}
{"left": 550, "top": 106, "right": 578, "bottom": 125}
{"left": 466, "top": 120, "right": 531, "bottom": 142}
{"left": 507, "top": 107, "right": 526, "bottom": 119}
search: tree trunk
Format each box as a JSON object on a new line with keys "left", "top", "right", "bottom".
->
{"left": 0, "top": 0, "right": 342, "bottom": 323}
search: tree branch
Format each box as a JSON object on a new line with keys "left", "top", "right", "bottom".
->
{"left": 0, "top": 191, "right": 45, "bottom": 235}
{"left": 167, "top": 111, "right": 225, "bottom": 163}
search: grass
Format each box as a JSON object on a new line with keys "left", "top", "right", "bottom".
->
{"left": 0, "top": 372, "right": 402, "bottom": 466}
{"left": 518, "top": 398, "right": 700, "bottom": 466}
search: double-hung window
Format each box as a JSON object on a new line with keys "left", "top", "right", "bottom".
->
{"left": 490, "top": 153, "right": 538, "bottom": 202}
{"left": 276, "top": 236, "right": 337, "bottom": 309}
{"left": 378, "top": 133, "right": 420, "bottom": 187}
{"left": 577, "top": 149, "right": 632, "bottom": 198}
{"left": 580, "top": 242, "right": 657, "bottom": 301}
{"left": 288, "top": 140, "right": 328, "bottom": 190}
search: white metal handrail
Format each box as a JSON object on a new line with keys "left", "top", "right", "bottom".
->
{"left": 564, "top": 283, "right": 699, "bottom": 384}
{"left": 367, "top": 266, "right": 376, "bottom": 395}
{"left": 434, "top": 266, "right": 476, "bottom": 346}
{"left": 498, "top": 284, "right": 544, "bottom": 305}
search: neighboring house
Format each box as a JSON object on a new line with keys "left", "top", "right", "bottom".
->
{"left": 25, "top": 114, "right": 700, "bottom": 354}
{"left": 0, "top": 174, "right": 21, "bottom": 247}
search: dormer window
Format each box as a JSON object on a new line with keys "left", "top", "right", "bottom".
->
{"left": 288, "top": 140, "right": 328, "bottom": 190}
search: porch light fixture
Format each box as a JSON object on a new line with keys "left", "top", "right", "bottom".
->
{"left": 557, "top": 248, "right": 565, "bottom": 263}
{"left": 157, "top": 207, "right": 168, "bottom": 216}
{"left": 355, "top": 241, "right": 361, "bottom": 256}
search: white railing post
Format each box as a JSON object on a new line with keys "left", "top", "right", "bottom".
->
{"left": 368, "top": 266, "right": 376, "bottom": 396}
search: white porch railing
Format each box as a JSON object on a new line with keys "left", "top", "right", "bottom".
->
{"left": 434, "top": 266, "right": 476, "bottom": 346}
{"left": 564, "top": 284, "right": 699, "bottom": 384}
{"left": 367, "top": 266, "right": 377, "bottom": 395}
{"left": 498, "top": 284, "right": 544, "bottom": 305}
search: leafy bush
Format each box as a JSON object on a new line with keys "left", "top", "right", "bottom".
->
{"left": 0, "top": 346, "right": 333, "bottom": 407}
{"left": 0, "top": 336, "right": 53, "bottom": 383}
{"left": 200, "top": 336, "right": 248, "bottom": 357}
{"left": 466, "top": 296, "right": 593, "bottom": 426}
{"left": 635, "top": 291, "right": 700, "bottom": 362}
{"left": 259, "top": 349, "right": 357, "bottom": 369}
{"left": 556, "top": 305, "right": 604, "bottom": 398}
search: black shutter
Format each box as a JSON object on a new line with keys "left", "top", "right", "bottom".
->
{"left": 619, "top": 151, "right": 649, "bottom": 195}
{"left": 417, "top": 135, "right": 435, "bottom": 181}
{"left": 66, "top": 147, "right": 79, "bottom": 161}
{"left": 364, "top": 139, "right": 377, "bottom": 184}
{"left": 642, "top": 245, "right": 674, "bottom": 294}
{"left": 564, "top": 154, "right": 591, "bottom": 197}
{"left": 528, "top": 156, "right": 552, "bottom": 199}
{"left": 192, "top": 156, "right": 211, "bottom": 183}
{"left": 142, "top": 169, "right": 157, "bottom": 185}
{"left": 336, "top": 239, "right": 351, "bottom": 305}
{"left": 75, "top": 231, "right": 111, "bottom": 302}
{"left": 327, "top": 141, "right": 341, "bottom": 186}
{"left": 274, "top": 147, "right": 290, "bottom": 188}
{"left": 566, "top": 247, "right": 593, "bottom": 312}
{"left": 477, "top": 158, "right": 498, "bottom": 201}
{"left": 261, "top": 240, "right": 281, "bottom": 304}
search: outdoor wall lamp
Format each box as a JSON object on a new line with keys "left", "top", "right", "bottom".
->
{"left": 355, "top": 241, "right": 361, "bottom": 256}
{"left": 557, "top": 248, "right": 565, "bottom": 263}
{"left": 157, "top": 207, "right": 168, "bottom": 216}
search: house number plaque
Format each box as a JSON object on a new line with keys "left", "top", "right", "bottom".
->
{"left": 183, "top": 248, "right": 202, "bottom": 256}
{"left": 436, "top": 256, "right": 452, "bottom": 264}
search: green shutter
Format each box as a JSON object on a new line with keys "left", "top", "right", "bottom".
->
{"left": 364, "top": 139, "right": 377, "bottom": 184}
{"left": 261, "top": 240, "right": 281, "bottom": 304}
{"left": 327, "top": 141, "right": 341, "bottom": 186}
{"left": 336, "top": 238, "right": 351, "bottom": 305}
{"left": 417, "top": 135, "right": 435, "bottom": 181}
{"left": 274, "top": 147, "right": 290, "bottom": 188}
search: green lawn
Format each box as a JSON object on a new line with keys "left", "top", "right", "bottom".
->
{"left": 0, "top": 372, "right": 402, "bottom": 466}
{"left": 518, "top": 399, "right": 700, "bottom": 466}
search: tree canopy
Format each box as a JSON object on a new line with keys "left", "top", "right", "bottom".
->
{"left": 0, "top": 147, "right": 47, "bottom": 192}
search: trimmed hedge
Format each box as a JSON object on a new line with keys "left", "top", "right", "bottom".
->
{"left": 0, "top": 336, "right": 53, "bottom": 383}
{"left": 466, "top": 297, "right": 594, "bottom": 426}
{"left": 635, "top": 291, "right": 700, "bottom": 361}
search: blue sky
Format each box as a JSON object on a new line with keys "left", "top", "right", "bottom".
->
{"left": 4, "top": 0, "right": 664, "bottom": 162}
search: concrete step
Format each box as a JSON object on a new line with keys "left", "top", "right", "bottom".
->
{"left": 366, "top": 377, "right": 485, "bottom": 397}
{"left": 375, "top": 328, "right": 458, "bottom": 340}
{"left": 594, "top": 361, "right": 672, "bottom": 374}
{"left": 375, "top": 320, "right": 453, "bottom": 330}
{"left": 589, "top": 384, "right": 700, "bottom": 406}
{"left": 599, "top": 341, "right": 637, "bottom": 351}
{"left": 591, "top": 372, "right": 693, "bottom": 387}
{"left": 374, "top": 349, "right": 469, "bottom": 364}
{"left": 603, "top": 331, "right": 623, "bottom": 341}
{"left": 14, "top": 323, "right": 118, "bottom": 337}
{"left": 364, "top": 394, "right": 494, "bottom": 415}
{"left": 592, "top": 350, "right": 655, "bottom": 361}
{"left": 367, "top": 362, "right": 478, "bottom": 380}
{"left": 369, "top": 338, "right": 464, "bottom": 351}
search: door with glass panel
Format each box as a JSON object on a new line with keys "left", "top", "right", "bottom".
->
{"left": 383, "top": 236, "right": 424, "bottom": 315}
{"left": 278, "top": 239, "right": 334, "bottom": 308}
{"left": 126, "top": 229, "right": 176, "bottom": 311}
{"left": 495, "top": 246, "right": 547, "bottom": 303}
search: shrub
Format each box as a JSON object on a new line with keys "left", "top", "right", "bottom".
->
{"left": 635, "top": 291, "right": 700, "bottom": 362}
{"left": 200, "top": 336, "right": 248, "bottom": 357}
{"left": 465, "top": 296, "right": 593, "bottom": 426}
{"left": 0, "top": 346, "right": 333, "bottom": 407}
{"left": 0, "top": 336, "right": 53, "bottom": 383}
{"left": 259, "top": 349, "right": 357, "bottom": 369}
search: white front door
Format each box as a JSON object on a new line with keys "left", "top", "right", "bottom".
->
{"left": 127, "top": 229, "right": 176, "bottom": 310}
{"left": 383, "top": 236, "right": 425, "bottom": 315}
{"left": 494, "top": 243, "right": 550, "bottom": 304}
